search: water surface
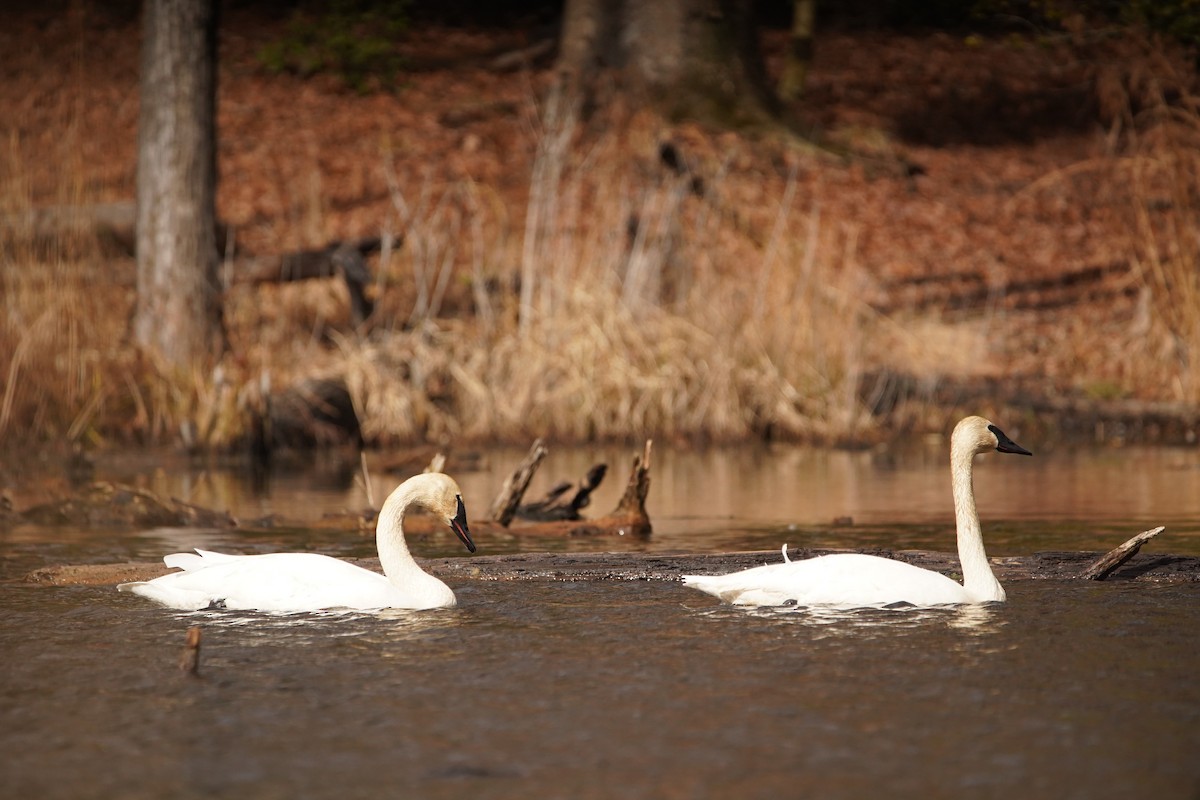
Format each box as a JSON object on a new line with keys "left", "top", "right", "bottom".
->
{"left": 2, "top": 579, "right": 1198, "bottom": 799}
{"left": 2, "top": 443, "right": 1198, "bottom": 798}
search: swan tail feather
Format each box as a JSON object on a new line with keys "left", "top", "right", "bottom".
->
{"left": 117, "top": 579, "right": 216, "bottom": 611}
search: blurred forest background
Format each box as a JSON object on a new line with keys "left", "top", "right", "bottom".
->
{"left": 2, "top": 0, "right": 1200, "bottom": 459}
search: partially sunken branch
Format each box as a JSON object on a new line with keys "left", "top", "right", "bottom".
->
{"left": 1080, "top": 526, "right": 1166, "bottom": 580}
{"left": 488, "top": 439, "right": 548, "bottom": 526}
{"left": 517, "top": 463, "right": 608, "bottom": 521}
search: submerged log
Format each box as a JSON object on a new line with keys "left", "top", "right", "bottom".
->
{"left": 1081, "top": 526, "right": 1166, "bottom": 580}
{"left": 23, "top": 547, "right": 1200, "bottom": 588}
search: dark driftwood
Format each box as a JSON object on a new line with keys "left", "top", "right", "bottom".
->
{"left": 517, "top": 463, "right": 607, "bottom": 521}
{"left": 488, "top": 439, "right": 548, "bottom": 525}
{"left": 238, "top": 237, "right": 382, "bottom": 325}
{"left": 1081, "top": 526, "right": 1166, "bottom": 580}
{"left": 23, "top": 547, "right": 1200, "bottom": 588}
{"left": 494, "top": 441, "right": 651, "bottom": 535}
{"left": 346, "top": 441, "right": 653, "bottom": 538}
{"left": 3, "top": 202, "right": 381, "bottom": 324}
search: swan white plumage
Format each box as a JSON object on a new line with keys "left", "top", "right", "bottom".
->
{"left": 682, "top": 416, "right": 1032, "bottom": 608}
{"left": 118, "top": 472, "right": 476, "bottom": 612}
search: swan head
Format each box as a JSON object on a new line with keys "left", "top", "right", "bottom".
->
{"left": 955, "top": 416, "right": 1033, "bottom": 458}
{"left": 408, "top": 473, "right": 476, "bottom": 554}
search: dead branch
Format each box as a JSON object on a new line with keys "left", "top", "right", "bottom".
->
{"left": 236, "top": 237, "right": 382, "bottom": 325}
{"left": 615, "top": 440, "right": 653, "bottom": 518}
{"left": 488, "top": 439, "right": 548, "bottom": 526}
{"left": 1081, "top": 526, "right": 1166, "bottom": 580}
{"left": 517, "top": 463, "right": 607, "bottom": 521}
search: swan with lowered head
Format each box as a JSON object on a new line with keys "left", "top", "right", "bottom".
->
{"left": 682, "top": 416, "right": 1032, "bottom": 608}
{"left": 118, "top": 472, "right": 476, "bottom": 612}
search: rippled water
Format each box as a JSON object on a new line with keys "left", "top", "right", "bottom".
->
{"left": 2, "top": 443, "right": 1199, "bottom": 798}
{"left": 3, "top": 578, "right": 1199, "bottom": 799}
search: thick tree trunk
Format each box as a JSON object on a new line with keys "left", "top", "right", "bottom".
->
{"left": 558, "top": 0, "right": 776, "bottom": 126}
{"left": 135, "top": 0, "right": 225, "bottom": 366}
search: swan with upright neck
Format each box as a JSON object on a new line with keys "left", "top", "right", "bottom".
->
{"left": 118, "top": 472, "right": 476, "bottom": 612}
{"left": 682, "top": 416, "right": 1032, "bottom": 608}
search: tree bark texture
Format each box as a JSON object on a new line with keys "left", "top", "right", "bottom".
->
{"left": 558, "top": 0, "right": 776, "bottom": 125}
{"left": 135, "top": 0, "right": 225, "bottom": 366}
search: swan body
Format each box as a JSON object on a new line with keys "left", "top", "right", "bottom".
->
{"left": 118, "top": 472, "right": 476, "bottom": 612}
{"left": 683, "top": 416, "right": 1032, "bottom": 608}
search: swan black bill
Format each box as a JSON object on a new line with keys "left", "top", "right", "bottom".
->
{"left": 988, "top": 424, "right": 1033, "bottom": 456}
{"left": 449, "top": 495, "right": 476, "bottom": 553}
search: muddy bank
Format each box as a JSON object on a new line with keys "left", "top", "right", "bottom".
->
{"left": 22, "top": 547, "right": 1200, "bottom": 589}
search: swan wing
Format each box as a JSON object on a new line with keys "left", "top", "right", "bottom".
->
{"left": 683, "top": 553, "right": 970, "bottom": 608}
{"left": 119, "top": 552, "right": 400, "bottom": 612}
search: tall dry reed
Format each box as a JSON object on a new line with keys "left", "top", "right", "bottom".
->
{"left": 1125, "top": 124, "right": 1200, "bottom": 403}
{"left": 332, "top": 96, "right": 877, "bottom": 445}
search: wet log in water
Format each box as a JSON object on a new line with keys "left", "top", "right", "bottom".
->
{"left": 517, "top": 463, "right": 608, "bottom": 521}
{"left": 1081, "top": 526, "right": 1165, "bottom": 580}
{"left": 22, "top": 546, "right": 1200, "bottom": 588}
{"left": 487, "top": 439, "right": 548, "bottom": 525}
{"left": 483, "top": 440, "right": 650, "bottom": 534}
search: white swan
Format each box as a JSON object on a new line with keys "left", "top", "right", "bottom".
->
{"left": 682, "top": 416, "right": 1032, "bottom": 608}
{"left": 118, "top": 472, "right": 476, "bottom": 612}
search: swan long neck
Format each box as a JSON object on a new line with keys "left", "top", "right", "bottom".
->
{"left": 375, "top": 483, "right": 434, "bottom": 587}
{"left": 950, "top": 442, "right": 1006, "bottom": 602}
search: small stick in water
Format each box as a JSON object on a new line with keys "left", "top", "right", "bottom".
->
{"left": 1081, "top": 526, "right": 1166, "bottom": 581}
{"left": 179, "top": 626, "right": 202, "bottom": 676}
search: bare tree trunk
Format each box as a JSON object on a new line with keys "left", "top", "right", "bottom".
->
{"left": 558, "top": 0, "right": 776, "bottom": 126}
{"left": 778, "top": 0, "right": 816, "bottom": 101}
{"left": 135, "top": 0, "right": 225, "bottom": 366}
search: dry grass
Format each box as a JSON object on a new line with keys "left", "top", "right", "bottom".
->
{"left": 5, "top": 22, "right": 1200, "bottom": 450}
{"left": 327, "top": 97, "right": 877, "bottom": 445}
{"left": 1125, "top": 127, "right": 1200, "bottom": 403}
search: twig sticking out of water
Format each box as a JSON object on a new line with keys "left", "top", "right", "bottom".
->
{"left": 179, "top": 626, "right": 202, "bottom": 677}
{"left": 1080, "top": 526, "right": 1166, "bottom": 580}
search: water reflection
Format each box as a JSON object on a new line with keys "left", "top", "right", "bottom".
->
{"left": 77, "top": 441, "right": 1200, "bottom": 557}
{"left": 161, "top": 605, "right": 471, "bottom": 641}
{"left": 694, "top": 599, "right": 1007, "bottom": 637}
